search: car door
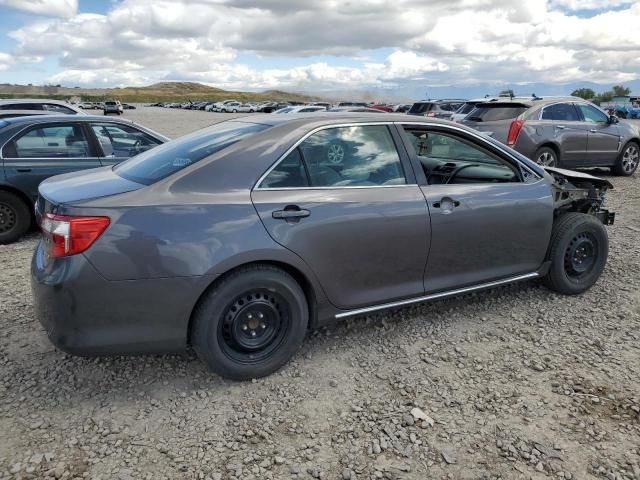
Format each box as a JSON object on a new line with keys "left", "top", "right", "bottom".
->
{"left": 399, "top": 124, "right": 554, "bottom": 293}
{"left": 89, "top": 122, "right": 163, "bottom": 166}
{"left": 540, "top": 102, "right": 587, "bottom": 166}
{"left": 1, "top": 122, "right": 101, "bottom": 199}
{"left": 576, "top": 103, "right": 621, "bottom": 165}
{"left": 251, "top": 124, "right": 431, "bottom": 310}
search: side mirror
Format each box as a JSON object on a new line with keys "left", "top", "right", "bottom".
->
{"left": 609, "top": 115, "right": 619, "bottom": 124}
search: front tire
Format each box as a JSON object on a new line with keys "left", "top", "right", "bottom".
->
{"left": 534, "top": 146, "right": 558, "bottom": 167}
{"left": 0, "top": 191, "right": 31, "bottom": 244}
{"left": 191, "top": 265, "right": 308, "bottom": 380}
{"left": 543, "top": 213, "right": 608, "bottom": 295}
{"left": 613, "top": 141, "right": 639, "bottom": 176}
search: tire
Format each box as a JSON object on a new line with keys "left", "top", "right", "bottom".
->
{"left": 613, "top": 141, "right": 639, "bottom": 176}
{"left": 0, "top": 191, "right": 31, "bottom": 244}
{"left": 191, "top": 265, "right": 309, "bottom": 380}
{"left": 542, "top": 213, "right": 608, "bottom": 295}
{"left": 232, "top": 109, "right": 238, "bottom": 113}
{"left": 534, "top": 146, "right": 558, "bottom": 167}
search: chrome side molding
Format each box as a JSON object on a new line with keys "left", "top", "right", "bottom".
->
{"left": 335, "top": 272, "right": 540, "bottom": 319}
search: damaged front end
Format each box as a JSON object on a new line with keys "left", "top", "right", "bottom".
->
{"left": 544, "top": 166, "right": 615, "bottom": 225}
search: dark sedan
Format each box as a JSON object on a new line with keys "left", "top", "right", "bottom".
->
{"left": 0, "top": 115, "right": 168, "bottom": 243}
{"left": 32, "top": 114, "right": 614, "bottom": 380}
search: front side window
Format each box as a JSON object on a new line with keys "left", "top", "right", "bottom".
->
{"left": 3, "top": 124, "right": 90, "bottom": 158}
{"left": 578, "top": 104, "right": 609, "bottom": 123}
{"left": 91, "top": 123, "right": 162, "bottom": 158}
{"left": 403, "top": 127, "right": 520, "bottom": 185}
{"left": 541, "top": 103, "right": 580, "bottom": 121}
{"left": 300, "top": 125, "right": 406, "bottom": 187}
{"left": 114, "top": 121, "right": 269, "bottom": 185}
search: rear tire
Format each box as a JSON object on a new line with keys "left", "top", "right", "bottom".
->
{"left": 543, "top": 213, "right": 608, "bottom": 295}
{"left": 191, "top": 265, "right": 308, "bottom": 380}
{"left": 0, "top": 191, "right": 31, "bottom": 244}
{"left": 613, "top": 141, "right": 639, "bottom": 176}
{"left": 534, "top": 146, "right": 558, "bottom": 167}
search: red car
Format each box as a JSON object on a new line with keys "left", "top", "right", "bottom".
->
{"left": 369, "top": 104, "right": 393, "bottom": 112}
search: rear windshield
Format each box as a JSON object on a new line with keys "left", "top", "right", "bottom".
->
{"left": 457, "top": 102, "right": 478, "bottom": 115}
{"left": 408, "top": 102, "right": 433, "bottom": 114}
{"left": 465, "top": 104, "right": 528, "bottom": 122}
{"left": 105, "top": 102, "right": 117, "bottom": 106}
{"left": 114, "top": 121, "right": 269, "bottom": 185}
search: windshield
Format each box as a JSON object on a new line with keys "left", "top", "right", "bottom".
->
{"left": 114, "top": 121, "right": 270, "bottom": 185}
{"left": 466, "top": 104, "right": 528, "bottom": 122}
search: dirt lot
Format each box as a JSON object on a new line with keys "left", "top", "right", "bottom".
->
{"left": 1, "top": 109, "right": 639, "bottom": 480}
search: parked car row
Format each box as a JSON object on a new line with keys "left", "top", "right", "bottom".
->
{"left": 148, "top": 100, "right": 414, "bottom": 114}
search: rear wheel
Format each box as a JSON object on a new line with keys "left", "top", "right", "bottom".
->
{"left": 191, "top": 265, "right": 308, "bottom": 380}
{"left": 534, "top": 146, "right": 558, "bottom": 167}
{"left": 543, "top": 213, "right": 608, "bottom": 295}
{"left": 613, "top": 141, "right": 639, "bottom": 176}
{"left": 0, "top": 191, "right": 31, "bottom": 244}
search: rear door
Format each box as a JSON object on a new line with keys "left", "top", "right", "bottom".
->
{"left": 251, "top": 123, "right": 431, "bottom": 310}
{"left": 461, "top": 103, "right": 529, "bottom": 143}
{"left": 1, "top": 122, "right": 101, "bottom": 199}
{"left": 399, "top": 123, "right": 553, "bottom": 293}
{"left": 576, "top": 103, "right": 621, "bottom": 165}
{"left": 88, "top": 122, "right": 163, "bottom": 166}
{"left": 539, "top": 102, "right": 587, "bottom": 166}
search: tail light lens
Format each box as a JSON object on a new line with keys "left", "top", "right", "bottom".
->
{"left": 40, "top": 213, "right": 110, "bottom": 258}
{"left": 426, "top": 112, "right": 437, "bottom": 117}
{"left": 507, "top": 119, "right": 525, "bottom": 146}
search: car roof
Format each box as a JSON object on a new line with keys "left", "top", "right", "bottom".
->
{"left": 0, "top": 98, "right": 74, "bottom": 105}
{"left": 414, "top": 99, "right": 467, "bottom": 104}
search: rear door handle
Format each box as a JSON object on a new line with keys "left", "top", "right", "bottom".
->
{"left": 16, "top": 168, "right": 32, "bottom": 172}
{"left": 272, "top": 206, "right": 310, "bottom": 221}
{"left": 589, "top": 129, "right": 597, "bottom": 133}
{"left": 555, "top": 125, "right": 566, "bottom": 130}
{"left": 432, "top": 197, "right": 460, "bottom": 211}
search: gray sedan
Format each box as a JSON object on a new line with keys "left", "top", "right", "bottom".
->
{"left": 32, "top": 114, "right": 614, "bottom": 380}
{"left": 461, "top": 97, "right": 640, "bottom": 175}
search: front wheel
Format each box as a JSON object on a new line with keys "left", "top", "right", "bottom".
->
{"left": 0, "top": 191, "right": 31, "bottom": 244}
{"left": 543, "top": 213, "right": 608, "bottom": 295}
{"left": 534, "top": 146, "right": 558, "bottom": 167}
{"left": 613, "top": 141, "right": 639, "bottom": 176}
{"left": 191, "top": 265, "right": 308, "bottom": 380}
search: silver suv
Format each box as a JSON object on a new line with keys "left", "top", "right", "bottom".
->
{"left": 461, "top": 97, "right": 640, "bottom": 175}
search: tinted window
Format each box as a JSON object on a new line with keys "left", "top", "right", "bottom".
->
{"left": 3, "top": 124, "right": 90, "bottom": 158}
{"left": 409, "top": 102, "right": 432, "bottom": 114}
{"left": 457, "top": 102, "right": 478, "bottom": 114}
{"left": 541, "top": 103, "right": 580, "bottom": 121}
{"left": 466, "top": 104, "right": 528, "bottom": 122}
{"left": 578, "top": 104, "right": 609, "bottom": 123}
{"left": 299, "top": 125, "right": 406, "bottom": 187}
{"left": 43, "top": 104, "right": 76, "bottom": 114}
{"left": 114, "top": 121, "right": 269, "bottom": 185}
{"left": 0, "top": 103, "right": 43, "bottom": 111}
{"left": 403, "top": 128, "right": 519, "bottom": 185}
{"left": 260, "top": 148, "right": 309, "bottom": 188}
{"left": 91, "top": 123, "right": 162, "bottom": 158}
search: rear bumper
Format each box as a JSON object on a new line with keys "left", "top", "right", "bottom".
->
{"left": 31, "top": 240, "right": 215, "bottom": 356}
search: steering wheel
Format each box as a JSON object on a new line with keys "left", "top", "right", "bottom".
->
{"left": 131, "top": 139, "right": 143, "bottom": 155}
{"left": 445, "top": 164, "right": 480, "bottom": 184}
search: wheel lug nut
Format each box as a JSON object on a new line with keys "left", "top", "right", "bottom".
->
{"left": 242, "top": 324, "right": 248, "bottom": 331}
{"left": 260, "top": 323, "right": 266, "bottom": 329}
{"left": 250, "top": 331, "right": 256, "bottom": 337}
{"left": 258, "top": 312, "right": 264, "bottom": 319}
{"left": 247, "top": 313, "right": 252, "bottom": 319}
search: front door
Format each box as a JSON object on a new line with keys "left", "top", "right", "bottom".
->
{"left": 399, "top": 124, "right": 554, "bottom": 293}
{"left": 89, "top": 122, "right": 163, "bottom": 166}
{"left": 2, "top": 122, "right": 101, "bottom": 199}
{"left": 251, "top": 124, "right": 430, "bottom": 310}
{"left": 576, "top": 103, "right": 621, "bottom": 165}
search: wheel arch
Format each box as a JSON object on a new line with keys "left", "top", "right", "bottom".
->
{"left": 187, "top": 259, "right": 319, "bottom": 345}
{"left": 537, "top": 142, "right": 561, "bottom": 159}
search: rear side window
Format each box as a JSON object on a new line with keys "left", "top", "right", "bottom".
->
{"left": 3, "top": 124, "right": 90, "bottom": 158}
{"left": 91, "top": 123, "right": 162, "bottom": 158}
{"left": 466, "top": 104, "right": 528, "bottom": 122}
{"left": 260, "top": 149, "right": 309, "bottom": 188}
{"left": 0, "top": 103, "right": 43, "bottom": 111}
{"left": 114, "top": 121, "right": 269, "bottom": 185}
{"left": 541, "top": 103, "right": 580, "bottom": 121}
{"left": 409, "top": 102, "right": 432, "bottom": 114}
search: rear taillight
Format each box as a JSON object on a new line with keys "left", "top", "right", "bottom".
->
{"left": 426, "top": 112, "right": 437, "bottom": 117}
{"left": 507, "top": 119, "right": 525, "bottom": 146}
{"left": 40, "top": 213, "right": 110, "bottom": 258}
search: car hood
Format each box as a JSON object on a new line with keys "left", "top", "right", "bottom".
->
{"left": 39, "top": 166, "right": 145, "bottom": 205}
{"left": 543, "top": 166, "right": 613, "bottom": 189}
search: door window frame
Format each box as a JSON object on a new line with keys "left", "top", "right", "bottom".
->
{"left": 0, "top": 121, "right": 102, "bottom": 160}
{"left": 397, "top": 122, "right": 541, "bottom": 186}
{"left": 88, "top": 121, "right": 163, "bottom": 157}
{"left": 254, "top": 122, "right": 418, "bottom": 190}
{"left": 539, "top": 102, "right": 581, "bottom": 122}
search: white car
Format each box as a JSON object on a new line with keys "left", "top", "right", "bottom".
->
{"left": 213, "top": 100, "right": 240, "bottom": 112}
{"left": 273, "top": 105, "right": 328, "bottom": 114}
{"left": 235, "top": 103, "right": 258, "bottom": 113}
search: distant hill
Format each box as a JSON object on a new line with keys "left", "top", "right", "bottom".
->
{"left": 0, "top": 81, "right": 321, "bottom": 103}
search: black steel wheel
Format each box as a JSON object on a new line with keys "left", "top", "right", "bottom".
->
{"left": 191, "top": 265, "right": 308, "bottom": 380}
{"left": 543, "top": 213, "right": 608, "bottom": 295}
{"left": 0, "top": 191, "right": 30, "bottom": 244}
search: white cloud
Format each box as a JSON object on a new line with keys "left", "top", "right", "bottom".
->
{"left": 2, "top": 0, "right": 640, "bottom": 91}
{"left": 0, "top": 0, "right": 77, "bottom": 18}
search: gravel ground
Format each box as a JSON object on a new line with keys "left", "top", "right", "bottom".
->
{"left": 1, "top": 108, "right": 639, "bottom": 480}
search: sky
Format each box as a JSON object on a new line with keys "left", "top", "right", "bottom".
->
{"left": 0, "top": 0, "right": 639, "bottom": 99}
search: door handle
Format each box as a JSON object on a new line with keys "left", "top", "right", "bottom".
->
{"left": 16, "top": 168, "right": 32, "bottom": 172}
{"left": 432, "top": 198, "right": 460, "bottom": 210}
{"left": 272, "top": 206, "right": 310, "bottom": 221}
{"left": 589, "top": 129, "right": 597, "bottom": 133}
{"left": 555, "top": 125, "right": 566, "bottom": 130}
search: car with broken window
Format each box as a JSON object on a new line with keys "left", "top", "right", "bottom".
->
{"left": 461, "top": 97, "right": 640, "bottom": 175}
{"left": 0, "top": 115, "right": 168, "bottom": 243}
{"left": 31, "top": 113, "right": 614, "bottom": 380}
